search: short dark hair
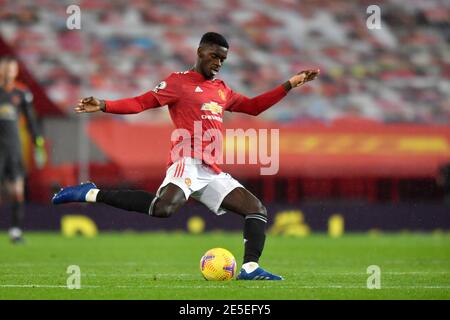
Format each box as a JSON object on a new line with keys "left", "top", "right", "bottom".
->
{"left": 199, "top": 32, "right": 229, "bottom": 49}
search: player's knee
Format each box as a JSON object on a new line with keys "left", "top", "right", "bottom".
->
{"left": 13, "top": 191, "right": 24, "bottom": 202}
{"left": 9, "top": 189, "right": 24, "bottom": 202}
{"left": 250, "top": 200, "right": 267, "bottom": 218}
{"left": 153, "top": 205, "right": 172, "bottom": 218}
{"left": 153, "top": 198, "right": 180, "bottom": 218}
{"left": 257, "top": 203, "right": 267, "bottom": 218}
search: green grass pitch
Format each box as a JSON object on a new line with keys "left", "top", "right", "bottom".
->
{"left": 0, "top": 232, "right": 449, "bottom": 299}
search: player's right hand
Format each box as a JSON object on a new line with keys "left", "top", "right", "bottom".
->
{"left": 75, "top": 96, "right": 104, "bottom": 113}
{"left": 289, "top": 69, "right": 320, "bottom": 88}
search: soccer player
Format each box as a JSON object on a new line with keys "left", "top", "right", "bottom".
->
{"left": 52, "top": 32, "right": 319, "bottom": 280}
{"left": 0, "top": 56, "right": 46, "bottom": 243}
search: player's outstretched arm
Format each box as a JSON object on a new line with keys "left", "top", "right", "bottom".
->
{"left": 228, "top": 69, "right": 320, "bottom": 116}
{"left": 75, "top": 92, "right": 161, "bottom": 115}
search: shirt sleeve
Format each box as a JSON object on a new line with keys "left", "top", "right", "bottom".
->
{"left": 105, "top": 91, "right": 160, "bottom": 114}
{"left": 226, "top": 85, "right": 288, "bottom": 116}
{"left": 105, "top": 73, "right": 180, "bottom": 114}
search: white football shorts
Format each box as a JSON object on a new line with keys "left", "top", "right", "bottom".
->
{"left": 156, "top": 157, "right": 244, "bottom": 215}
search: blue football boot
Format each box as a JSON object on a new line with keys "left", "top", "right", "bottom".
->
{"left": 237, "top": 266, "right": 284, "bottom": 280}
{"left": 52, "top": 182, "right": 97, "bottom": 204}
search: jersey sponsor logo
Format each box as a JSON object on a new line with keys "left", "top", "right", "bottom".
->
{"left": 201, "top": 114, "right": 223, "bottom": 122}
{"left": 152, "top": 81, "right": 167, "bottom": 93}
{"left": 201, "top": 101, "right": 222, "bottom": 115}
{"left": 195, "top": 86, "right": 203, "bottom": 93}
{"left": 218, "top": 89, "right": 226, "bottom": 101}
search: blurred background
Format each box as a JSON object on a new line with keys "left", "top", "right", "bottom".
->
{"left": 0, "top": 0, "right": 449, "bottom": 234}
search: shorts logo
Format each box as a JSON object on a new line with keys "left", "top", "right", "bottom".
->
{"left": 201, "top": 101, "right": 223, "bottom": 115}
{"left": 218, "top": 89, "right": 226, "bottom": 101}
{"left": 185, "top": 177, "right": 192, "bottom": 187}
{"left": 152, "top": 81, "right": 167, "bottom": 93}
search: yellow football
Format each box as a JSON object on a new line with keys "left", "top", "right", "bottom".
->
{"left": 199, "top": 248, "right": 237, "bottom": 281}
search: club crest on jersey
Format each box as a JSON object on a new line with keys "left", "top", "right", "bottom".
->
{"left": 201, "top": 101, "right": 223, "bottom": 115}
{"left": 152, "top": 81, "right": 167, "bottom": 93}
{"left": 0, "top": 104, "right": 15, "bottom": 120}
{"left": 218, "top": 89, "right": 226, "bottom": 101}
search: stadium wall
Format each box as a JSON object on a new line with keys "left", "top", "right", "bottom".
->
{"left": 0, "top": 203, "right": 449, "bottom": 234}
{"left": 84, "top": 117, "right": 450, "bottom": 180}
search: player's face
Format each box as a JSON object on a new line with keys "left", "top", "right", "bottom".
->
{"left": 197, "top": 44, "right": 228, "bottom": 79}
{"left": 0, "top": 60, "right": 18, "bottom": 87}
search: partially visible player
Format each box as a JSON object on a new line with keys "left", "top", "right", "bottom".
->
{"left": 52, "top": 32, "right": 319, "bottom": 279}
{"left": 0, "top": 56, "right": 47, "bottom": 243}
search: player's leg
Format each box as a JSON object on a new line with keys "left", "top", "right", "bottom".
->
{"left": 52, "top": 182, "right": 187, "bottom": 217}
{"left": 5, "top": 177, "right": 25, "bottom": 243}
{"left": 53, "top": 158, "right": 194, "bottom": 217}
{"left": 4, "top": 153, "right": 26, "bottom": 243}
{"left": 220, "top": 187, "right": 283, "bottom": 280}
{"left": 195, "top": 171, "right": 282, "bottom": 280}
{"left": 95, "top": 183, "right": 187, "bottom": 217}
{"left": 151, "top": 183, "right": 187, "bottom": 218}
{"left": 221, "top": 187, "right": 267, "bottom": 262}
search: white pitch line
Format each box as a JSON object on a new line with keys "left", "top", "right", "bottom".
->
{"left": 0, "top": 262, "right": 148, "bottom": 267}
{"left": 1, "top": 270, "right": 449, "bottom": 276}
{"left": 1, "top": 271, "right": 449, "bottom": 282}
{"left": 295, "top": 271, "right": 450, "bottom": 275}
{"left": 0, "top": 284, "right": 100, "bottom": 288}
{"left": 84, "top": 273, "right": 192, "bottom": 277}
{"left": 0, "top": 273, "right": 194, "bottom": 278}
{"left": 0, "top": 284, "right": 449, "bottom": 289}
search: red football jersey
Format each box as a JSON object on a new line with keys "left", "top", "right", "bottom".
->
{"left": 152, "top": 70, "right": 242, "bottom": 172}
{"left": 106, "top": 70, "right": 288, "bottom": 172}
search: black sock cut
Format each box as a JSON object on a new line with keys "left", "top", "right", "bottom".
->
{"left": 243, "top": 213, "right": 267, "bottom": 264}
{"left": 96, "top": 190, "right": 157, "bottom": 214}
{"left": 11, "top": 201, "right": 25, "bottom": 228}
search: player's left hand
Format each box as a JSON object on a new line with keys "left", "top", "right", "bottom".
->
{"left": 289, "top": 69, "right": 320, "bottom": 88}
